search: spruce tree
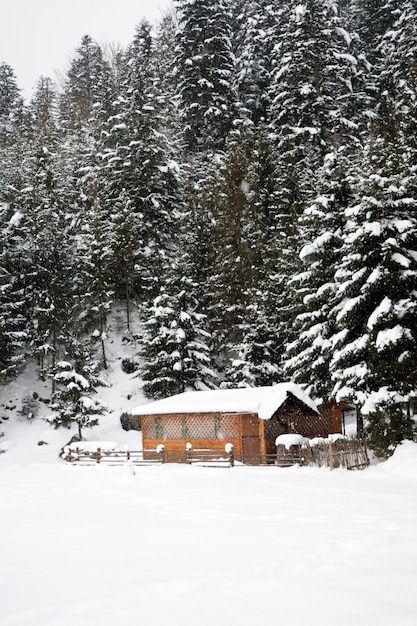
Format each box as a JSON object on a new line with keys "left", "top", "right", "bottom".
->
{"left": 22, "top": 130, "right": 76, "bottom": 381}
{"left": 0, "top": 205, "right": 27, "bottom": 382}
{"left": 283, "top": 148, "right": 358, "bottom": 400}
{"left": 50, "top": 336, "right": 105, "bottom": 438}
{"left": 269, "top": 0, "right": 367, "bottom": 190}
{"left": 0, "top": 63, "right": 29, "bottom": 214}
{"left": 77, "top": 193, "right": 114, "bottom": 369}
{"left": 234, "top": 0, "right": 283, "bottom": 127}
{"left": 207, "top": 143, "right": 254, "bottom": 353}
{"left": 378, "top": 2, "right": 417, "bottom": 162}
{"left": 59, "top": 35, "right": 113, "bottom": 132}
{"left": 263, "top": 0, "right": 369, "bottom": 388}
{"left": 347, "top": 0, "right": 403, "bottom": 65}
{"left": 174, "top": 0, "right": 237, "bottom": 153}
{"left": 328, "top": 138, "right": 417, "bottom": 455}
{"left": 140, "top": 277, "right": 216, "bottom": 400}
{"left": 108, "top": 191, "right": 141, "bottom": 331}
{"left": 0, "top": 62, "right": 24, "bottom": 147}
{"left": 103, "top": 20, "right": 180, "bottom": 303}
{"left": 223, "top": 297, "right": 281, "bottom": 388}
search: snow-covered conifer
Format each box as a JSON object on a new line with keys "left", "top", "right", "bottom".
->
{"left": 174, "top": 0, "right": 237, "bottom": 153}
{"left": 0, "top": 62, "right": 24, "bottom": 147}
{"left": 234, "top": 0, "right": 283, "bottom": 126}
{"left": 328, "top": 138, "right": 417, "bottom": 453}
{"left": 50, "top": 338, "right": 105, "bottom": 438}
{"left": 102, "top": 21, "right": 181, "bottom": 304}
{"left": 140, "top": 279, "right": 217, "bottom": 399}
{"left": 59, "top": 35, "right": 113, "bottom": 132}
{"left": 283, "top": 149, "right": 358, "bottom": 400}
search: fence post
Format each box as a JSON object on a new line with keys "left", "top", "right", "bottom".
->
{"left": 225, "top": 443, "right": 234, "bottom": 467}
{"left": 328, "top": 441, "right": 335, "bottom": 471}
{"left": 361, "top": 438, "right": 370, "bottom": 467}
{"left": 97, "top": 447, "right": 101, "bottom": 464}
{"left": 186, "top": 442, "right": 193, "bottom": 464}
{"left": 156, "top": 444, "right": 165, "bottom": 464}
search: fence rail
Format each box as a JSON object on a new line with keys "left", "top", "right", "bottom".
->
{"left": 64, "top": 447, "right": 165, "bottom": 466}
{"left": 64, "top": 438, "right": 369, "bottom": 470}
{"left": 300, "top": 438, "right": 370, "bottom": 470}
{"left": 185, "top": 449, "right": 234, "bottom": 468}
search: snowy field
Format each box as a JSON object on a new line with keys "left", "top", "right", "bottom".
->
{"left": 1, "top": 437, "right": 417, "bottom": 626}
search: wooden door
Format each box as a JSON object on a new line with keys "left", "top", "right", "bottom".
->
{"left": 241, "top": 414, "right": 261, "bottom": 463}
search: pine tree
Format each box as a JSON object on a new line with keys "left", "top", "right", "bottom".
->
{"left": 283, "top": 148, "right": 358, "bottom": 400}
{"left": 140, "top": 277, "right": 216, "bottom": 399}
{"left": 269, "top": 0, "right": 367, "bottom": 188}
{"left": 233, "top": 0, "right": 283, "bottom": 127}
{"left": 77, "top": 193, "right": 114, "bottom": 369}
{"left": 0, "top": 62, "right": 24, "bottom": 147}
{"left": 328, "top": 138, "right": 417, "bottom": 454}
{"left": 174, "top": 0, "right": 237, "bottom": 153}
{"left": 59, "top": 35, "right": 113, "bottom": 132}
{"left": 50, "top": 336, "right": 105, "bottom": 438}
{"left": 102, "top": 20, "right": 180, "bottom": 303}
{"left": 108, "top": 191, "right": 141, "bottom": 331}
{"left": 0, "top": 204, "right": 26, "bottom": 382}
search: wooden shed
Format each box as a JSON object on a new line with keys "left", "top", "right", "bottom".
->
{"left": 132, "top": 383, "right": 336, "bottom": 463}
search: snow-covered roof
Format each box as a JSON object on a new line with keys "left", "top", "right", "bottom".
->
{"left": 133, "top": 383, "right": 318, "bottom": 421}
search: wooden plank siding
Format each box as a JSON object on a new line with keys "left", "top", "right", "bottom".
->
{"left": 142, "top": 411, "right": 247, "bottom": 462}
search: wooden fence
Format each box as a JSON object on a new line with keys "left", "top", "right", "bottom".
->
{"left": 277, "top": 437, "right": 370, "bottom": 470}
{"left": 185, "top": 448, "right": 234, "bottom": 468}
{"left": 64, "top": 438, "right": 369, "bottom": 470}
{"left": 64, "top": 447, "right": 165, "bottom": 466}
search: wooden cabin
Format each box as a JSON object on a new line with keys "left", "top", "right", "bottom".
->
{"left": 319, "top": 399, "right": 358, "bottom": 436}
{"left": 132, "top": 383, "right": 337, "bottom": 464}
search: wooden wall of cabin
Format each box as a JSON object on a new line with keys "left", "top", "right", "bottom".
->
{"left": 263, "top": 405, "right": 334, "bottom": 444}
{"left": 318, "top": 402, "right": 343, "bottom": 434}
{"left": 144, "top": 437, "right": 243, "bottom": 462}
{"left": 141, "top": 412, "right": 244, "bottom": 461}
{"left": 240, "top": 413, "right": 262, "bottom": 461}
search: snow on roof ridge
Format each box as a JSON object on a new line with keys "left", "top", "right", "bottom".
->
{"left": 133, "top": 382, "right": 318, "bottom": 420}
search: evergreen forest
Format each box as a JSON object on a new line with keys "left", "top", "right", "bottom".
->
{"left": 1, "top": 0, "right": 417, "bottom": 456}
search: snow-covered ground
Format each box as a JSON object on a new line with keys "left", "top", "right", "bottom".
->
{"left": 1, "top": 425, "right": 417, "bottom": 625}
{"left": 1, "top": 319, "right": 416, "bottom": 625}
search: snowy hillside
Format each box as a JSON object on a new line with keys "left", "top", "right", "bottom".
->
{"left": 0, "top": 311, "right": 146, "bottom": 463}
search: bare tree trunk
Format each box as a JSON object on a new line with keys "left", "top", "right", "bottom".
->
{"left": 125, "top": 271, "right": 131, "bottom": 332}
